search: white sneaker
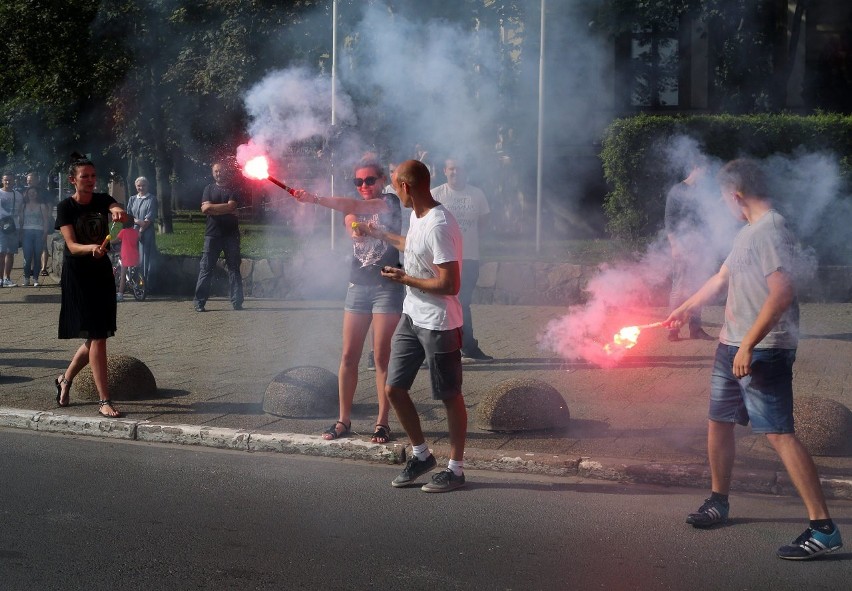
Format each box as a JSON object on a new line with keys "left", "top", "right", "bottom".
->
{"left": 33, "top": 281, "right": 39, "bottom": 287}
{"left": 3, "top": 278, "right": 16, "bottom": 287}
{"left": 23, "top": 277, "right": 30, "bottom": 286}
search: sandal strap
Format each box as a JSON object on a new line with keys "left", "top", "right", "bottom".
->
{"left": 322, "top": 421, "right": 351, "bottom": 438}
{"left": 98, "top": 399, "right": 114, "bottom": 407}
{"left": 59, "top": 375, "right": 72, "bottom": 386}
{"left": 372, "top": 424, "right": 391, "bottom": 439}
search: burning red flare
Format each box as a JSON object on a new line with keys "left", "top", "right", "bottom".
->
{"left": 602, "top": 321, "right": 664, "bottom": 355}
{"left": 241, "top": 155, "right": 296, "bottom": 196}
{"left": 243, "top": 156, "right": 270, "bottom": 181}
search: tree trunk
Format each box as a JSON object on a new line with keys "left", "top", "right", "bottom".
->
{"left": 154, "top": 147, "right": 174, "bottom": 234}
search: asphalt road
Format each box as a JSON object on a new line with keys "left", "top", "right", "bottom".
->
{"left": 1, "top": 428, "right": 850, "bottom": 591}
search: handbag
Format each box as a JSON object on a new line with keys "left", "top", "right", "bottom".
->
{"left": 0, "top": 191, "right": 16, "bottom": 234}
{"left": 0, "top": 216, "right": 14, "bottom": 234}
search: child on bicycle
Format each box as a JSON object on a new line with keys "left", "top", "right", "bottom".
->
{"left": 115, "top": 219, "right": 140, "bottom": 302}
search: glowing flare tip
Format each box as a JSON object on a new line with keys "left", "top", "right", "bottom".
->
{"left": 243, "top": 156, "right": 270, "bottom": 180}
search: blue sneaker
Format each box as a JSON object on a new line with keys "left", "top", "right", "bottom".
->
{"left": 686, "top": 498, "right": 729, "bottom": 528}
{"left": 777, "top": 527, "right": 843, "bottom": 560}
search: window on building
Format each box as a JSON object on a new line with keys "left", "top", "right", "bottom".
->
{"left": 617, "top": 18, "right": 689, "bottom": 110}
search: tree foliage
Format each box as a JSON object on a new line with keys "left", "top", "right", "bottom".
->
{"left": 595, "top": 0, "right": 786, "bottom": 113}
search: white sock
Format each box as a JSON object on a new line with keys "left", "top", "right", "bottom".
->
{"left": 412, "top": 443, "right": 430, "bottom": 461}
{"left": 447, "top": 459, "right": 464, "bottom": 476}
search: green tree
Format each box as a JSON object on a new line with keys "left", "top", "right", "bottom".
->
{"left": 0, "top": 0, "right": 130, "bottom": 178}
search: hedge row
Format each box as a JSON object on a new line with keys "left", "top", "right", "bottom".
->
{"left": 599, "top": 114, "right": 852, "bottom": 256}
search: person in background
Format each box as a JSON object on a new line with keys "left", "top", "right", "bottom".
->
{"left": 294, "top": 159, "right": 403, "bottom": 445}
{"left": 664, "top": 156, "right": 717, "bottom": 341}
{"left": 665, "top": 158, "right": 842, "bottom": 560}
{"left": 55, "top": 153, "right": 127, "bottom": 418}
{"left": 114, "top": 219, "right": 140, "bottom": 302}
{"left": 126, "top": 176, "right": 158, "bottom": 284}
{"left": 359, "top": 159, "right": 467, "bottom": 492}
{"left": 22, "top": 172, "right": 54, "bottom": 278}
{"left": 0, "top": 173, "right": 21, "bottom": 286}
{"left": 193, "top": 160, "right": 243, "bottom": 312}
{"left": 19, "top": 186, "right": 50, "bottom": 287}
{"left": 432, "top": 157, "right": 493, "bottom": 362}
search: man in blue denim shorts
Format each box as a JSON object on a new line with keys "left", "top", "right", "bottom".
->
{"left": 666, "top": 158, "right": 842, "bottom": 560}
{"left": 361, "top": 159, "right": 467, "bottom": 493}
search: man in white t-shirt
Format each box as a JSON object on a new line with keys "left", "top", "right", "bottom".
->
{"left": 361, "top": 159, "right": 467, "bottom": 493}
{"left": 432, "top": 158, "right": 492, "bottom": 362}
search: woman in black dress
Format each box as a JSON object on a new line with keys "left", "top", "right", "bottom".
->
{"left": 54, "top": 154, "right": 128, "bottom": 418}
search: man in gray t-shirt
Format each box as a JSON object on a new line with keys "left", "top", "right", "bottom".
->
{"left": 665, "top": 159, "right": 842, "bottom": 561}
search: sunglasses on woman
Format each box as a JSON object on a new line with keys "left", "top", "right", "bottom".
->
{"left": 353, "top": 176, "right": 378, "bottom": 187}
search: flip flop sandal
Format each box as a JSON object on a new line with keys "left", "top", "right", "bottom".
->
{"left": 55, "top": 375, "right": 72, "bottom": 407}
{"left": 322, "top": 421, "right": 351, "bottom": 440}
{"left": 98, "top": 399, "right": 123, "bottom": 418}
{"left": 371, "top": 424, "right": 392, "bottom": 443}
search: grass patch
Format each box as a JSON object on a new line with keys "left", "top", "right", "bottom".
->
{"left": 155, "top": 215, "right": 633, "bottom": 265}
{"left": 156, "top": 220, "right": 304, "bottom": 258}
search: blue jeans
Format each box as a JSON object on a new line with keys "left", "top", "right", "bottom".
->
{"left": 193, "top": 234, "right": 243, "bottom": 308}
{"left": 344, "top": 282, "right": 404, "bottom": 314}
{"left": 21, "top": 229, "right": 43, "bottom": 279}
{"left": 709, "top": 343, "right": 796, "bottom": 434}
{"left": 459, "top": 259, "right": 480, "bottom": 353}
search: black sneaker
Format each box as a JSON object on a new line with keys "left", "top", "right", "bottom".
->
{"left": 686, "top": 498, "right": 729, "bottom": 528}
{"left": 777, "top": 527, "right": 843, "bottom": 560}
{"left": 421, "top": 468, "right": 466, "bottom": 493}
{"left": 461, "top": 350, "right": 494, "bottom": 364}
{"left": 194, "top": 303, "right": 206, "bottom": 312}
{"left": 392, "top": 454, "right": 437, "bottom": 488}
{"left": 233, "top": 303, "right": 243, "bottom": 310}
{"left": 689, "top": 328, "right": 714, "bottom": 340}
{"left": 366, "top": 350, "right": 375, "bottom": 371}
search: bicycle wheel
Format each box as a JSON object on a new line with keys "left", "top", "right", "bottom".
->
{"left": 112, "top": 255, "right": 121, "bottom": 292}
{"left": 130, "top": 268, "right": 147, "bottom": 301}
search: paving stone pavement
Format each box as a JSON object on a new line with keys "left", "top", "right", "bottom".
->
{"left": 2, "top": 266, "right": 851, "bottom": 499}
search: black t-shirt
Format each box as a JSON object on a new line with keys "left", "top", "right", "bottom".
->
{"left": 202, "top": 183, "right": 240, "bottom": 237}
{"left": 55, "top": 192, "right": 116, "bottom": 251}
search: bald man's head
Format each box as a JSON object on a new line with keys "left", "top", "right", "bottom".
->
{"left": 394, "top": 159, "right": 431, "bottom": 191}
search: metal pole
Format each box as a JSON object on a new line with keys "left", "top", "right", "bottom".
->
{"left": 330, "top": 0, "right": 338, "bottom": 250}
{"left": 535, "top": 0, "right": 546, "bottom": 253}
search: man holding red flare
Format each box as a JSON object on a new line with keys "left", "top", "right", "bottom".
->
{"left": 665, "top": 158, "right": 842, "bottom": 560}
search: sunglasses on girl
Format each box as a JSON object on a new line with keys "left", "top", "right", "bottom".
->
{"left": 353, "top": 176, "right": 378, "bottom": 187}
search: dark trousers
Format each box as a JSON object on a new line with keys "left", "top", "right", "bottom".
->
{"left": 193, "top": 234, "right": 243, "bottom": 307}
{"left": 459, "top": 259, "right": 481, "bottom": 354}
{"left": 669, "top": 254, "right": 702, "bottom": 331}
{"left": 138, "top": 229, "right": 156, "bottom": 282}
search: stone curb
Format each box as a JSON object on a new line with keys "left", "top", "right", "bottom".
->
{"left": 2, "top": 407, "right": 850, "bottom": 501}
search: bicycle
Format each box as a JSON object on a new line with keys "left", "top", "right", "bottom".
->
{"left": 111, "top": 251, "right": 147, "bottom": 301}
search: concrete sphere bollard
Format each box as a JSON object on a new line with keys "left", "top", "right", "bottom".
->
{"left": 73, "top": 354, "right": 158, "bottom": 401}
{"left": 477, "top": 377, "right": 570, "bottom": 432}
{"left": 263, "top": 366, "right": 338, "bottom": 418}
{"left": 793, "top": 396, "right": 852, "bottom": 456}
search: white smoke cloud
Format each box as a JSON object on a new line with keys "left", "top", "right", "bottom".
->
{"left": 539, "top": 139, "right": 848, "bottom": 365}
{"left": 239, "top": 67, "right": 356, "bottom": 166}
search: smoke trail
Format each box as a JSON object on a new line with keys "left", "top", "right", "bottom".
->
{"left": 539, "top": 141, "right": 849, "bottom": 365}
{"left": 240, "top": 67, "right": 356, "bottom": 164}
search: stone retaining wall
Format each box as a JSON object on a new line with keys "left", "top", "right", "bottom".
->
{"left": 48, "top": 239, "right": 852, "bottom": 305}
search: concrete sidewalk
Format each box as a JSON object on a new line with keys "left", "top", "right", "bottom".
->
{"left": 2, "top": 268, "right": 851, "bottom": 499}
